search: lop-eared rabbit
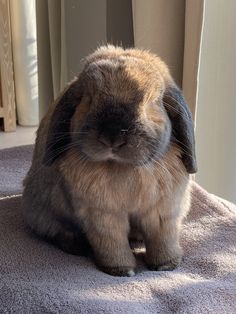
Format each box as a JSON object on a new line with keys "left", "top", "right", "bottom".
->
{"left": 23, "top": 46, "right": 197, "bottom": 276}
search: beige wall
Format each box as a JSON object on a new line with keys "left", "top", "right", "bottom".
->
{"left": 195, "top": 0, "right": 236, "bottom": 203}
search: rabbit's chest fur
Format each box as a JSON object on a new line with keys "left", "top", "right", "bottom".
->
{"left": 60, "top": 145, "right": 188, "bottom": 214}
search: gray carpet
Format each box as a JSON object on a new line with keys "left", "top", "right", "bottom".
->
{"left": 0, "top": 145, "right": 34, "bottom": 197}
{"left": 0, "top": 145, "right": 236, "bottom": 313}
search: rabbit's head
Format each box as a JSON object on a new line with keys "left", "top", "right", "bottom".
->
{"left": 43, "top": 46, "right": 197, "bottom": 173}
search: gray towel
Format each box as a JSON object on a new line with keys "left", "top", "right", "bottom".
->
{"left": 0, "top": 145, "right": 34, "bottom": 197}
{"left": 0, "top": 182, "right": 235, "bottom": 314}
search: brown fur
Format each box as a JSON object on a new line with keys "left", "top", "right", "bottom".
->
{"left": 22, "top": 45, "right": 196, "bottom": 276}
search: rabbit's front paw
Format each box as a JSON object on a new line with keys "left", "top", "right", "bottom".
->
{"left": 101, "top": 266, "right": 136, "bottom": 277}
{"left": 147, "top": 255, "right": 182, "bottom": 271}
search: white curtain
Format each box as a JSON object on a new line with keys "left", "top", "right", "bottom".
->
{"left": 10, "top": 0, "right": 39, "bottom": 126}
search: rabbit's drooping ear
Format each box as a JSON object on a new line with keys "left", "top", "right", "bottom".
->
{"left": 43, "top": 79, "right": 82, "bottom": 166}
{"left": 163, "top": 85, "right": 197, "bottom": 174}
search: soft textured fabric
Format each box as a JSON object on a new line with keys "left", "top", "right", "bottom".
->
{"left": 0, "top": 145, "right": 34, "bottom": 197}
{"left": 0, "top": 146, "right": 235, "bottom": 313}
{"left": 9, "top": 0, "right": 39, "bottom": 126}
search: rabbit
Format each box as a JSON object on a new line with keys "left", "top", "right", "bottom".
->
{"left": 22, "top": 45, "right": 197, "bottom": 277}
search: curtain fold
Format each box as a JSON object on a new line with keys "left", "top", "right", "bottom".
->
{"left": 10, "top": 0, "right": 38, "bottom": 126}
{"left": 35, "top": 0, "right": 54, "bottom": 120}
{"left": 182, "top": 0, "right": 204, "bottom": 119}
{"left": 47, "top": 0, "right": 63, "bottom": 99}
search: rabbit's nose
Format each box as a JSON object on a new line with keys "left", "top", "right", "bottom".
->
{"left": 98, "top": 136, "right": 126, "bottom": 149}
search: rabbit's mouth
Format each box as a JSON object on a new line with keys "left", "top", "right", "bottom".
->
{"left": 80, "top": 145, "right": 129, "bottom": 164}
{"left": 76, "top": 137, "right": 165, "bottom": 167}
{"left": 100, "top": 149, "right": 123, "bottom": 162}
